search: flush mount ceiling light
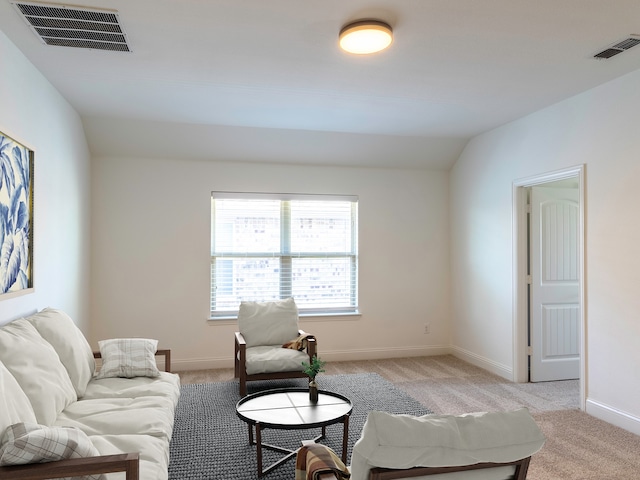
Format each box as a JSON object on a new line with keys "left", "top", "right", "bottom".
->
{"left": 339, "top": 20, "right": 393, "bottom": 54}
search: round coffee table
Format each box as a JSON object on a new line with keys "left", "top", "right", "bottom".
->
{"left": 236, "top": 388, "right": 352, "bottom": 477}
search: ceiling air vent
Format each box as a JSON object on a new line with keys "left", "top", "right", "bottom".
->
{"left": 593, "top": 36, "right": 640, "bottom": 60}
{"left": 12, "top": 1, "right": 130, "bottom": 52}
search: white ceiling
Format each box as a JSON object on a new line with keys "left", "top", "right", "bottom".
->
{"left": 1, "top": 0, "right": 640, "bottom": 168}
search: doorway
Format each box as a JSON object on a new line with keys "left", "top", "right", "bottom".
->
{"left": 512, "top": 166, "right": 586, "bottom": 410}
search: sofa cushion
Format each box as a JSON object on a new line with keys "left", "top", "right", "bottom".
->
{"left": 0, "top": 319, "right": 76, "bottom": 426}
{"left": 0, "top": 361, "right": 37, "bottom": 436}
{"left": 90, "top": 434, "right": 169, "bottom": 480}
{"left": 0, "top": 422, "right": 101, "bottom": 480}
{"left": 350, "top": 409, "right": 545, "bottom": 480}
{"left": 245, "top": 345, "right": 309, "bottom": 375}
{"left": 238, "top": 297, "right": 299, "bottom": 348}
{"left": 96, "top": 338, "right": 160, "bottom": 379}
{"left": 26, "top": 308, "right": 96, "bottom": 398}
{"left": 83, "top": 372, "right": 181, "bottom": 406}
{"left": 55, "top": 396, "right": 176, "bottom": 441}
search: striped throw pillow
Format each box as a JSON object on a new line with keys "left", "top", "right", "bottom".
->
{"left": 96, "top": 338, "right": 160, "bottom": 379}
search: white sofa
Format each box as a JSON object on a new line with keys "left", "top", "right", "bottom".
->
{"left": 0, "top": 308, "right": 180, "bottom": 480}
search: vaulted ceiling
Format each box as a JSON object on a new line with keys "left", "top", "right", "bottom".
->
{"left": 1, "top": 0, "right": 639, "bottom": 168}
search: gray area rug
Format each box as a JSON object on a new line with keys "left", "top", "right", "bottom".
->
{"left": 168, "top": 373, "right": 432, "bottom": 480}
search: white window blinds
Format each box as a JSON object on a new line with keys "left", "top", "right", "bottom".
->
{"left": 210, "top": 192, "right": 358, "bottom": 316}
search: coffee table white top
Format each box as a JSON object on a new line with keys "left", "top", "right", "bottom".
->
{"left": 236, "top": 388, "right": 352, "bottom": 429}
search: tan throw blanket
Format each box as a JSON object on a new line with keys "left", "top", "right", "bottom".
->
{"left": 295, "top": 443, "right": 351, "bottom": 480}
{"left": 283, "top": 333, "right": 314, "bottom": 351}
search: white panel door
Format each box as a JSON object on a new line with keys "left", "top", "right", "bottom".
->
{"left": 530, "top": 186, "right": 580, "bottom": 382}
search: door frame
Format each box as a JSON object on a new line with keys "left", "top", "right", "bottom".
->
{"left": 512, "top": 165, "right": 586, "bottom": 410}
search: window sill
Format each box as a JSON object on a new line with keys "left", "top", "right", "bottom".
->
{"left": 207, "top": 310, "right": 361, "bottom": 324}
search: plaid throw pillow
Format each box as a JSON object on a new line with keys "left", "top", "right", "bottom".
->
{"left": 0, "top": 422, "right": 104, "bottom": 479}
{"left": 96, "top": 338, "right": 160, "bottom": 379}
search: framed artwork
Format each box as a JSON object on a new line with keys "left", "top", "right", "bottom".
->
{"left": 0, "top": 131, "right": 34, "bottom": 298}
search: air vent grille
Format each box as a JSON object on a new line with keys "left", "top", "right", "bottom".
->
{"left": 34, "top": 27, "right": 126, "bottom": 43}
{"left": 26, "top": 17, "right": 123, "bottom": 33}
{"left": 44, "top": 38, "right": 130, "bottom": 51}
{"left": 594, "top": 36, "right": 640, "bottom": 60}
{"left": 594, "top": 48, "right": 624, "bottom": 59}
{"left": 12, "top": 1, "right": 130, "bottom": 52}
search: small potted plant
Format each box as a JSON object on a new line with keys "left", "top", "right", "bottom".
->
{"left": 302, "top": 355, "right": 326, "bottom": 403}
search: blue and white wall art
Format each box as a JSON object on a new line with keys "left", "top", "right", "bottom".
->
{"left": 0, "top": 131, "right": 34, "bottom": 297}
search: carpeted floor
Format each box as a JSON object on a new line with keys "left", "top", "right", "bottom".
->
{"left": 168, "top": 373, "right": 431, "bottom": 480}
{"left": 178, "top": 355, "right": 640, "bottom": 480}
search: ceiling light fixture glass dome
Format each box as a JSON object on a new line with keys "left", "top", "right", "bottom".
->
{"left": 339, "top": 20, "right": 393, "bottom": 55}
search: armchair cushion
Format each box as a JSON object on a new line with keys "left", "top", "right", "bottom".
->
{"left": 351, "top": 409, "right": 545, "bottom": 480}
{"left": 245, "top": 346, "right": 311, "bottom": 375}
{"left": 96, "top": 338, "right": 161, "bottom": 379}
{"left": 237, "top": 297, "right": 300, "bottom": 348}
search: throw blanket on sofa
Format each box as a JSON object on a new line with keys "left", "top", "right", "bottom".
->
{"left": 295, "top": 443, "right": 351, "bottom": 480}
{"left": 283, "top": 333, "right": 314, "bottom": 351}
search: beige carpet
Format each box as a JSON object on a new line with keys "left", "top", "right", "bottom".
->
{"left": 179, "top": 355, "right": 640, "bottom": 479}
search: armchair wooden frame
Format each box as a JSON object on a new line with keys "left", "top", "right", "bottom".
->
{"left": 235, "top": 330, "right": 316, "bottom": 396}
{"left": 0, "top": 349, "right": 172, "bottom": 480}
{"left": 317, "top": 456, "right": 532, "bottom": 480}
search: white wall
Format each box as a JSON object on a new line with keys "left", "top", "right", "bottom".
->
{"left": 90, "top": 156, "right": 450, "bottom": 369}
{"left": 0, "top": 32, "right": 91, "bottom": 331}
{"left": 450, "top": 67, "right": 640, "bottom": 434}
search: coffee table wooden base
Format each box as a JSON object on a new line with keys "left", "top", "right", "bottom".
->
{"left": 249, "top": 416, "right": 350, "bottom": 477}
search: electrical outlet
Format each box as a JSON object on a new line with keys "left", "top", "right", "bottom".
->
{"left": 423, "top": 323, "right": 430, "bottom": 334}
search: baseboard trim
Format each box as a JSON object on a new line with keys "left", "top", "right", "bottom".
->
{"left": 171, "top": 345, "right": 452, "bottom": 372}
{"left": 318, "top": 345, "right": 451, "bottom": 363}
{"left": 173, "top": 357, "right": 229, "bottom": 371}
{"left": 450, "top": 345, "right": 513, "bottom": 380}
{"left": 586, "top": 399, "right": 640, "bottom": 436}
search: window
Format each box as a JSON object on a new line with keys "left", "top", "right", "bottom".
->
{"left": 210, "top": 192, "right": 358, "bottom": 317}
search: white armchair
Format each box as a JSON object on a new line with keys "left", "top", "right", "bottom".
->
{"left": 304, "top": 408, "right": 545, "bottom": 480}
{"left": 234, "top": 298, "right": 317, "bottom": 396}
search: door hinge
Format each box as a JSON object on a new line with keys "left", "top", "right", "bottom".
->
{"left": 526, "top": 275, "right": 532, "bottom": 284}
{"left": 526, "top": 204, "right": 532, "bottom": 214}
{"left": 527, "top": 346, "right": 533, "bottom": 356}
